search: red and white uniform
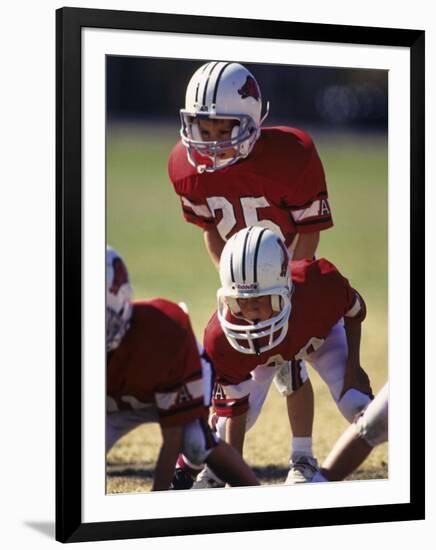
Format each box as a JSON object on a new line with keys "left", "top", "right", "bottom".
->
{"left": 168, "top": 127, "right": 333, "bottom": 248}
{"left": 107, "top": 298, "right": 215, "bottom": 452}
{"left": 204, "top": 259, "right": 370, "bottom": 432}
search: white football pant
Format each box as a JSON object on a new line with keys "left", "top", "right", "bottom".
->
{"left": 216, "top": 321, "right": 372, "bottom": 439}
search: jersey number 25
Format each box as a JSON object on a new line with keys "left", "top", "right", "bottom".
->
{"left": 206, "top": 196, "right": 285, "bottom": 241}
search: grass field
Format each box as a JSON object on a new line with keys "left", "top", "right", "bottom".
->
{"left": 106, "top": 123, "right": 388, "bottom": 493}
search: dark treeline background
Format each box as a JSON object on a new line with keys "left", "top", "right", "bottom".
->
{"left": 107, "top": 57, "right": 387, "bottom": 131}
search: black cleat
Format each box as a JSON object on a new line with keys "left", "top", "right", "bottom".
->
{"left": 170, "top": 468, "right": 196, "bottom": 490}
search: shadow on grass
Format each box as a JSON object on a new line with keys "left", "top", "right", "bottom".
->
{"left": 107, "top": 461, "right": 388, "bottom": 486}
{"left": 107, "top": 464, "right": 154, "bottom": 480}
{"left": 253, "top": 465, "right": 289, "bottom": 483}
{"left": 107, "top": 463, "right": 289, "bottom": 483}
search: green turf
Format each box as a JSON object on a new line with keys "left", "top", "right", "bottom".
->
{"left": 316, "top": 134, "right": 388, "bottom": 308}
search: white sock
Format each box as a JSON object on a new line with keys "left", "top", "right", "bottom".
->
{"left": 291, "top": 436, "right": 314, "bottom": 461}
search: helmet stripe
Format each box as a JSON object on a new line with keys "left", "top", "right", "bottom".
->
{"left": 201, "top": 61, "right": 220, "bottom": 108}
{"left": 241, "top": 226, "right": 254, "bottom": 282}
{"left": 230, "top": 250, "right": 235, "bottom": 283}
{"left": 252, "top": 228, "right": 267, "bottom": 283}
{"left": 195, "top": 62, "right": 212, "bottom": 104}
{"left": 211, "top": 62, "right": 233, "bottom": 105}
{"left": 194, "top": 82, "right": 200, "bottom": 104}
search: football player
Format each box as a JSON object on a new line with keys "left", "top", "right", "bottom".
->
{"left": 311, "top": 383, "right": 388, "bottom": 482}
{"left": 106, "top": 246, "right": 259, "bottom": 491}
{"left": 179, "top": 227, "right": 373, "bottom": 488}
{"left": 168, "top": 61, "right": 334, "bottom": 481}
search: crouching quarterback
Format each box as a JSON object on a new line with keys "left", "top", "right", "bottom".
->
{"left": 106, "top": 246, "right": 259, "bottom": 491}
{"left": 175, "top": 227, "right": 373, "bottom": 488}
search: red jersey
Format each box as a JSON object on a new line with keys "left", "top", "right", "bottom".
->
{"left": 204, "top": 259, "right": 364, "bottom": 416}
{"left": 168, "top": 126, "right": 333, "bottom": 248}
{"left": 107, "top": 298, "right": 207, "bottom": 428}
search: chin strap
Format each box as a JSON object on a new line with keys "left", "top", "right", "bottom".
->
{"left": 260, "top": 101, "right": 270, "bottom": 125}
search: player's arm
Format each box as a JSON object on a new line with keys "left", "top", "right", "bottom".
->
{"left": 225, "top": 411, "right": 247, "bottom": 455}
{"left": 314, "top": 422, "right": 374, "bottom": 482}
{"left": 341, "top": 294, "right": 372, "bottom": 399}
{"left": 292, "top": 231, "right": 320, "bottom": 260}
{"left": 206, "top": 438, "right": 259, "bottom": 486}
{"left": 313, "top": 383, "right": 388, "bottom": 482}
{"left": 212, "top": 378, "right": 251, "bottom": 454}
{"left": 203, "top": 226, "right": 225, "bottom": 270}
{"left": 152, "top": 424, "right": 184, "bottom": 491}
{"left": 153, "top": 315, "right": 208, "bottom": 491}
{"left": 287, "top": 136, "right": 333, "bottom": 254}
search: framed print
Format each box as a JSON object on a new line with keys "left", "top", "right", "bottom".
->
{"left": 56, "top": 7, "right": 425, "bottom": 543}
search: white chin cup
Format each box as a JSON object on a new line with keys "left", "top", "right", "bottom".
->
{"left": 106, "top": 303, "right": 132, "bottom": 351}
{"left": 180, "top": 113, "right": 259, "bottom": 172}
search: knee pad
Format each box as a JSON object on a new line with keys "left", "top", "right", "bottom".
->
{"left": 182, "top": 418, "right": 218, "bottom": 466}
{"left": 338, "top": 388, "right": 372, "bottom": 423}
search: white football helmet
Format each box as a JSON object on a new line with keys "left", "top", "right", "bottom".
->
{"left": 217, "top": 227, "right": 292, "bottom": 355}
{"left": 106, "top": 246, "right": 133, "bottom": 351}
{"left": 180, "top": 61, "right": 269, "bottom": 173}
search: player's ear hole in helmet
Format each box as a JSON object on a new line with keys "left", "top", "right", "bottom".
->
{"left": 217, "top": 227, "right": 292, "bottom": 355}
{"left": 180, "top": 62, "right": 269, "bottom": 173}
{"left": 106, "top": 246, "right": 133, "bottom": 351}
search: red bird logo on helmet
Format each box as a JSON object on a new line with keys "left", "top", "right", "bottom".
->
{"left": 110, "top": 258, "right": 129, "bottom": 295}
{"left": 238, "top": 76, "right": 260, "bottom": 101}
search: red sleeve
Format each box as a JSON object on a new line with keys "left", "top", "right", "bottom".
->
{"left": 179, "top": 195, "right": 215, "bottom": 230}
{"left": 316, "top": 259, "right": 366, "bottom": 322}
{"left": 285, "top": 141, "right": 333, "bottom": 234}
{"left": 212, "top": 379, "right": 251, "bottom": 418}
{"left": 344, "top": 289, "right": 367, "bottom": 322}
{"left": 168, "top": 143, "right": 214, "bottom": 230}
{"left": 154, "top": 309, "right": 208, "bottom": 428}
{"left": 332, "top": 269, "right": 366, "bottom": 322}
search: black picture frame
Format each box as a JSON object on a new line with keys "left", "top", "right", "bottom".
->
{"left": 56, "top": 6, "right": 425, "bottom": 543}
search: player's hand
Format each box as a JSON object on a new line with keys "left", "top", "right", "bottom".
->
{"left": 209, "top": 411, "right": 219, "bottom": 431}
{"left": 340, "top": 362, "right": 372, "bottom": 399}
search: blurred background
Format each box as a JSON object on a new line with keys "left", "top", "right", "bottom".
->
{"left": 107, "top": 57, "right": 387, "bottom": 129}
{"left": 106, "top": 57, "right": 388, "bottom": 492}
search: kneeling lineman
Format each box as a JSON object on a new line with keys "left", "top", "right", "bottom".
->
{"left": 106, "top": 246, "right": 259, "bottom": 491}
